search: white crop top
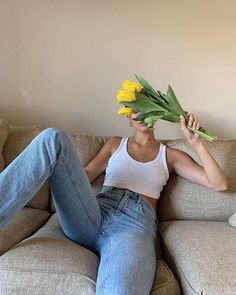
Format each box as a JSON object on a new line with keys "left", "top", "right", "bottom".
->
{"left": 103, "top": 137, "right": 169, "bottom": 199}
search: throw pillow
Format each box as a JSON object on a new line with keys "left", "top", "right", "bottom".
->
{"left": 228, "top": 211, "right": 236, "bottom": 227}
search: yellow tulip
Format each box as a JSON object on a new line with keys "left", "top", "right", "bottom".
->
{"left": 116, "top": 90, "right": 136, "bottom": 103}
{"left": 122, "top": 80, "right": 142, "bottom": 92}
{"left": 117, "top": 107, "right": 134, "bottom": 116}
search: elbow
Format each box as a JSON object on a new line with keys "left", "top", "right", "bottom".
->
{"left": 213, "top": 177, "right": 229, "bottom": 192}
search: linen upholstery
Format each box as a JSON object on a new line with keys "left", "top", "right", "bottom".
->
{"left": 2, "top": 125, "right": 50, "bottom": 210}
{"left": 157, "top": 139, "right": 236, "bottom": 222}
{"left": 2, "top": 125, "right": 236, "bottom": 294}
{"left": 0, "top": 272, "right": 96, "bottom": 295}
{"left": 151, "top": 259, "right": 181, "bottom": 295}
{"left": 0, "top": 207, "right": 50, "bottom": 255}
{"left": 0, "top": 213, "right": 181, "bottom": 295}
{"left": 0, "top": 118, "right": 9, "bottom": 172}
{"left": 159, "top": 221, "right": 236, "bottom": 295}
{"left": 0, "top": 213, "right": 99, "bottom": 295}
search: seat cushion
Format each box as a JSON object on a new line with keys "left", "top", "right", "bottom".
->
{"left": 0, "top": 207, "right": 50, "bottom": 256}
{"left": 0, "top": 118, "right": 9, "bottom": 171}
{"left": 0, "top": 212, "right": 181, "bottom": 295}
{"left": 0, "top": 213, "right": 99, "bottom": 295}
{"left": 159, "top": 220, "right": 236, "bottom": 295}
{"left": 151, "top": 259, "right": 181, "bottom": 295}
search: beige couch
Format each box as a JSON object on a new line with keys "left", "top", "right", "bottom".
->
{"left": 0, "top": 121, "right": 236, "bottom": 295}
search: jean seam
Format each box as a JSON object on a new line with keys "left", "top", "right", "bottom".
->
{"left": 0, "top": 159, "right": 57, "bottom": 225}
{"left": 59, "top": 154, "right": 102, "bottom": 233}
{"left": 141, "top": 197, "right": 156, "bottom": 215}
{"left": 98, "top": 234, "right": 111, "bottom": 294}
{"left": 140, "top": 201, "right": 157, "bottom": 224}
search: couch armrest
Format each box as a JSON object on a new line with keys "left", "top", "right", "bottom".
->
{"left": 0, "top": 207, "right": 51, "bottom": 256}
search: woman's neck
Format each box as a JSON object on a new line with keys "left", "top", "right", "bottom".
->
{"left": 131, "top": 131, "right": 157, "bottom": 147}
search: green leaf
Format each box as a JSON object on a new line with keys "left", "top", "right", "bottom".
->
{"left": 134, "top": 112, "right": 158, "bottom": 121}
{"left": 156, "top": 90, "right": 170, "bottom": 106}
{"left": 135, "top": 91, "right": 167, "bottom": 109}
{"left": 166, "top": 85, "right": 188, "bottom": 120}
{"left": 141, "top": 89, "right": 169, "bottom": 109}
{"left": 135, "top": 75, "right": 157, "bottom": 96}
{"left": 161, "top": 113, "right": 180, "bottom": 123}
{"left": 120, "top": 96, "right": 167, "bottom": 113}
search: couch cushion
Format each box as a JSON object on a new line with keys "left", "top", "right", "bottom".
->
{"left": 158, "top": 139, "right": 236, "bottom": 221}
{"left": 2, "top": 125, "right": 50, "bottom": 210}
{"left": 159, "top": 220, "right": 236, "bottom": 295}
{"left": 49, "top": 136, "right": 236, "bottom": 220}
{"left": 151, "top": 259, "right": 181, "bottom": 295}
{"left": 0, "top": 207, "right": 50, "bottom": 256}
{"left": 0, "top": 213, "right": 99, "bottom": 295}
{"left": 0, "top": 211, "right": 181, "bottom": 295}
{"left": 0, "top": 118, "right": 9, "bottom": 171}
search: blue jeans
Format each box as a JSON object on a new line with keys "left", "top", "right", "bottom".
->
{"left": 0, "top": 128, "right": 158, "bottom": 295}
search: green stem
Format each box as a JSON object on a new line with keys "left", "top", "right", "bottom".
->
{"left": 187, "top": 125, "right": 216, "bottom": 142}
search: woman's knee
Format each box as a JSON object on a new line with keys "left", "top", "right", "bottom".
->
{"left": 39, "top": 127, "right": 68, "bottom": 142}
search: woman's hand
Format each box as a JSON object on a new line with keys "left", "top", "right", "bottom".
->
{"left": 175, "top": 113, "right": 228, "bottom": 191}
{"left": 180, "top": 114, "right": 201, "bottom": 148}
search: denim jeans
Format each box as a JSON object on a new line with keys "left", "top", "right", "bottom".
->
{"left": 0, "top": 128, "right": 158, "bottom": 295}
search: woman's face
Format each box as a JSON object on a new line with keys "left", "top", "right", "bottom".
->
{"left": 127, "top": 113, "right": 158, "bottom": 132}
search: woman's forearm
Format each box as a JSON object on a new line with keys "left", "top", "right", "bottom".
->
{"left": 191, "top": 141, "right": 228, "bottom": 191}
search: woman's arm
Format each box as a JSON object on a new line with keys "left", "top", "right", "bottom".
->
{"left": 84, "top": 136, "right": 121, "bottom": 183}
{"left": 167, "top": 114, "right": 228, "bottom": 192}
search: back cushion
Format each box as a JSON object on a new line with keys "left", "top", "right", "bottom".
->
{"left": 157, "top": 139, "right": 236, "bottom": 222}
{"left": 48, "top": 134, "right": 236, "bottom": 221}
{"left": 2, "top": 125, "right": 50, "bottom": 210}
{"left": 0, "top": 119, "right": 9, "bottom": 172}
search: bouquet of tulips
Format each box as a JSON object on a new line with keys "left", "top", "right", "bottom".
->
{"left": 116, "top": 75, "right": 217, "bottom": 142}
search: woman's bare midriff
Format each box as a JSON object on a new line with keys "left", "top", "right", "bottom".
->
{"left": 140, "top": 194, "right": 158, "bottom": 211}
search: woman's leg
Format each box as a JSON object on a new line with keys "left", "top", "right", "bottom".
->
{"left": 0, "top": 128, "right": 102, "bottom": 251}
{"left": 96, "top": 231, "right": 156, "bottom": 295}
{"left": 95, "top": 187, "right": 157, "bottom": 295}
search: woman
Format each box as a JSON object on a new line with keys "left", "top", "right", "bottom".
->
{"left": 0, "top": 113, "right": 228, "bottom": 295}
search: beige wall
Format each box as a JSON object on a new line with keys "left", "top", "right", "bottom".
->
{"left": 0, "top": 0, "right": 235, "bottom": 139}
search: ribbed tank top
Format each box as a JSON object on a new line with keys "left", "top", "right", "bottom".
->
{"left": 103, "top": 137, "right": 169, "bottom": 199}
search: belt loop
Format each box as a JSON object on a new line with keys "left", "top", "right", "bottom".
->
{"left": 137, "top": 194, "right": 142, "bottom": 204}
{"left": 115, "top": 191, "right": 129, "bottom": 215}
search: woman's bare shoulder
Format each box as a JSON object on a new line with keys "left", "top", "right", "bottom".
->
{"left": 105, "top": 136, "right": 123, "bottom": 154}
{"left": 165, "top": 146, "right": 177, "bottom": 173}
{"left": 165, "top": 145, "right": 190, "bottom": 173}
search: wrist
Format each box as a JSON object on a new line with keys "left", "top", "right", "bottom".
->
{"left": 189, "top": 139, "right": 204, "bottom": 152}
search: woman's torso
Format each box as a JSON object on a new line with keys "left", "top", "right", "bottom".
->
{"left": 106, "top": 136, "right": 170, "bottom": 210}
